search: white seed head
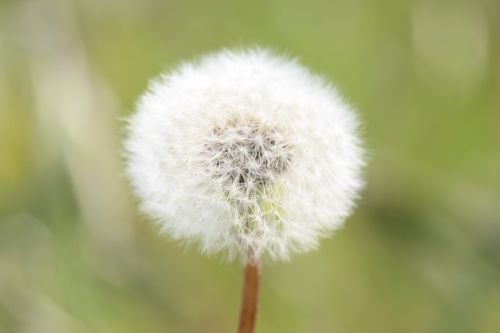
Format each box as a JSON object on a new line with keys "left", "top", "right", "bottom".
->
{"left": 124, "top": 48, "right": 365, "bottom": 263}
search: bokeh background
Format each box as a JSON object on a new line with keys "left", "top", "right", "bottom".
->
{"left": 1, "top": 0, "right": 499, "bottom": 332}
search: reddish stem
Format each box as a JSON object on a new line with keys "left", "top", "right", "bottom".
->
{"left": 237, "top": 261, "right": 261, "bottom": 333}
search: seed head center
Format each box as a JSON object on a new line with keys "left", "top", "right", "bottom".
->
{"left": 203, "top": 118, "right": 292, "bottom": 194}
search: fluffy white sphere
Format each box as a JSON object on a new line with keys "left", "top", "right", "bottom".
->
{"left": 125, "top": 48, "right": 364, "bottom": 263}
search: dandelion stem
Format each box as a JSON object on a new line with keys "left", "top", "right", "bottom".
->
{"left": 237, "top": 260, "right": 260, "bottom": 333}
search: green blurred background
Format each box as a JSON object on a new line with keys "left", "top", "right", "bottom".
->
{"left": 1, "top": 0, "right": 499, "bottom": 332}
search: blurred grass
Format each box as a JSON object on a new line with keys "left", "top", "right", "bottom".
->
{"left": 1, "top": 0, "right": 500, "bottom": 332}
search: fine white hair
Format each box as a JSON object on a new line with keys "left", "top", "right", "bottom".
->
{"left": 124, "top": 48, "right": 365, "bottom": 263}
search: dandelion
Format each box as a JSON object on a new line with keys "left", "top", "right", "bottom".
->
{"left": 124, "top": 48, "right": 364, "bottom": 333}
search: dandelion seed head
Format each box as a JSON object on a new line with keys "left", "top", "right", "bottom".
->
{"left": 124, "top": 47, "right": 365, "bottom": 263}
